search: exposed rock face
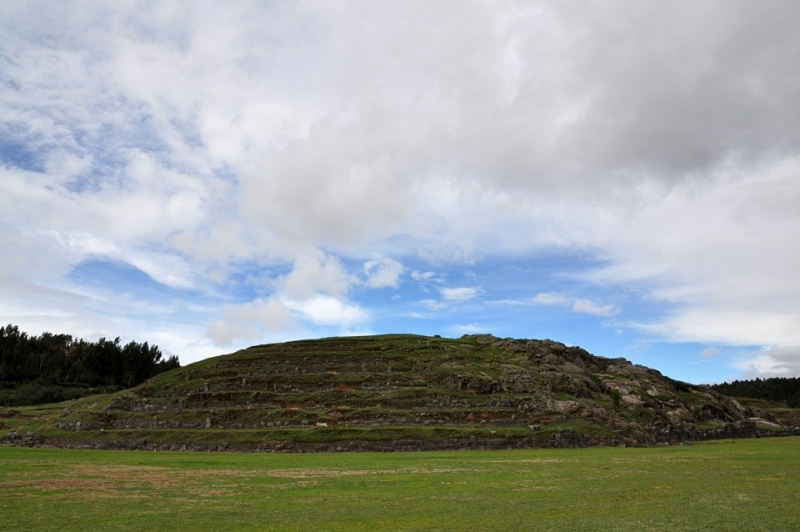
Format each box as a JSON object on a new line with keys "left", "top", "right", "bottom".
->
{"left": 9, "top": 334, "right": 797, "bottom": 451}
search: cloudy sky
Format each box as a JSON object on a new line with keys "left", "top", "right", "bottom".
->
{"left": 2, "top": 1, "right": 799, "bottom": 384}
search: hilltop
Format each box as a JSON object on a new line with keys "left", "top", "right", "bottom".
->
{"left": 3, "top": 334, "right": 798, "bottom": 451}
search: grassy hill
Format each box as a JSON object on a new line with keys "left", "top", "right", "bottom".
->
{"left": 2, "top": 334, "right": 798, "bottom": 451}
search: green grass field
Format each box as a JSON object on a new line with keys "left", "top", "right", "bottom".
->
{"left": 2, "top": 438, "right": 799, "bottom": 531}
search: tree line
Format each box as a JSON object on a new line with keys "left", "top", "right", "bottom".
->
{"left": 710, "top": 377, "right": 800, "bottom": 407}
{"left": 0, "top": 324, "right": 179, "bottom": 406}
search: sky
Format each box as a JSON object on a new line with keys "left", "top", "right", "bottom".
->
{"left": 2, "top": 1, "right": 800, "bottom": 384}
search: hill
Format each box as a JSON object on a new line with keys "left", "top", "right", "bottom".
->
{"left": 3, "top": 334, "right": 798, "bottom": 451}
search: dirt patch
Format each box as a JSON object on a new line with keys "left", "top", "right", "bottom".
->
{"left": 478, "top": 458, "right": 564, "bottom": 464}
{"left": 262, "top": 466, "right": 472, "bottom": 478}
{"left": 0, "top": 464, "right": 242, "bottom": 499}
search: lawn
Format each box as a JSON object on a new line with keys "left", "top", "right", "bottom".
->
{"left": 1, "top": 438, "right": 798, "bottom": 531}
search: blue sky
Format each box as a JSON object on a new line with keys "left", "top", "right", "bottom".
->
{"left": 2, "top": 1, "right": 800, "bottom": 384}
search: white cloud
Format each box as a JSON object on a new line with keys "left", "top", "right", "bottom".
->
{"left": 532, "top": 293, "right": 617, "bottom": 318}
{"left": 632, "top": 307, "right": 800, "bottom": 348}
{"left": 735, "top": 346, "right": 800, "bottom": 379}
{"left": 412, "top": 271, "right": 438, "bottom": 282}
{"left": 363, "top": 256, "right": 405, "bottom": 288}
{"left": 419, "top": 299, "right": 447, "bottom": 311}
{"left": 204, "top": 250, "right": 372, "bottom": 346}
{"left": 278, "top": 252, "right": 355, "bottom": 300}
{"left": 451, "top": 323, "right": 484, "bottom": 335}
{"left": 284, "top": 295, "right": 369, "bottom": 327}
{"left": 488, "top": 299, "right": 527, "bottom": 306}
{"left": 699, "top": 347, "right": 723, "bottom": 359}
{"left": 439, "top": 287, "right": 479, "bottom": 301}
{"left": 572, "top": 299, "right": 617, "bottom": 318}
{"left": 206, "top": 293, "right": 370, "bottom": 347}
{"left": 206, "top": 298, "right": 296, "bottom": 347}
{"left": 43, "top": 150, "right": 93, "bottom": 180}
{"left": 532, "top": 292, "right": 570, "bottom": 306}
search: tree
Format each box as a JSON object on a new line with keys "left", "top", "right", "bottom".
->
{"left": 0, "top": 324, "right": 180, "bottom": 406}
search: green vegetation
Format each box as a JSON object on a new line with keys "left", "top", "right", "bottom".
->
{"left": 710, "top": 377, "right": 800, "bottom": 407}
{"left": 0, "top": 324, "right": 179, "bottom": 406}
{"left": 3, "top": 334, "right": 798, "bottom": 451}
{"left": 610, "top": 388, "right": 622, "bottom": 409}
{"left": 1, "top": 437, "right": 799, "bottom": 531}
